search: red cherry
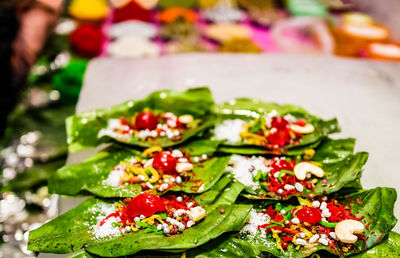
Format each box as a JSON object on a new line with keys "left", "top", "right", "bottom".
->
{"left": 268, "top": 130, "right": 291, "bottom": 146}
{"left": 127, "top": 193, "right": 166, "bottom": 218}
{"left": 135, "top": 111, "right": 158, "bottom": 130}
{"left": 271, "top": 117, "right": 289, "bottom": 130}
{"left": 297, "top": 207, "right": 322, "bottom": 224}
{"left": 152, "top": 151, "right": 178, "bottom": 174}
{"left": 271, "top": 159, "right": 293, "bottom": 172}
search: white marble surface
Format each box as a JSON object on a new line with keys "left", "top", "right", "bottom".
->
{"left": 57, "top": 54, "right": 400, "bottom": 255}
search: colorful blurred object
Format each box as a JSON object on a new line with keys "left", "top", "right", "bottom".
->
{"left": 68, "top": 0, "right": 109, "bottom": 21}
{"left": 52, "top": 59, "right": 88, "bottom": 103}
{"left": 107, "top": 21, "right": 157, "bottom": 40}
{"left": 158, "top": 0, "right": 197, "bottom": 8}
{"left": 160, "top": 20, "right": 199, "bottom": 40}
{"left": 202, "top": 2, "right": 244, "bottom": 23}
{"left": 107, "top": 36, "right": 161, "bottom": 57}
{"left": 220, "top": 38, "right": 262, "bottom": 53}
{"left": 343, "top": 12, "right": 374, "bottom": 26}
{"left": 248, "top": 8, "right": 286, "bottom": 27}
{"left": 364, "top": 43, "right": 400, "bottom": 61}
{"left": 165, "top": 39, "right": 213, "bottom": 53}
{"left": 286, "top": 0, "right": 328, "bottom": 17}
{"left": 109, "top": 0, "right": 131, "bottom": 8}
{"left": 157, "top": 7, "right": 198, "bottom": 24}
{"left": 69, "top": 24, "right": 105, "bottom": 58}
{"left": 113, "top": 0, "right": 152, "bottom": 23}
{"left": 205, "top": 23, "right": 252, "bottom": 42}
{"left": 333, "top": 13, "right": 390, "bottom": 57}
{"left": 271, "top": 17, "right": 335, "bottom": 54}
{"left": 238, "top": 0, "right": 275, "bottom": 9}
{"left": 135, "top": 0, "right": 159, "bottom": 9}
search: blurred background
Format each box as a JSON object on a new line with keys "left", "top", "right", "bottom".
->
{"left": 0, "top": 0, "right": 399, "bottom": 257}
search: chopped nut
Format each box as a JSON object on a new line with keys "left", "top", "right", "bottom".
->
{"left": 335, "top": 219, "right": 365, "bottom": 243}
{"left": 188, "top": 206, "right": 206, "bottom": 222}
{"left": 176, "top": 163, "right": 194, "bottom": 173}
{"left": 294, "top": 162, "right": 325, "bottom": 181}
{"left": 290, "top": 123, "right": 314, "bottom": 134}
{"left": 178, "top": 115, "right": 193, "bottom": 124}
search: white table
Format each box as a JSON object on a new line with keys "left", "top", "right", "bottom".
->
{"left": 47, "top": 54, "right": 400, "bottom": 257}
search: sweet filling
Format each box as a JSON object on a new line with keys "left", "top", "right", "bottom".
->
{"left": 92, "top": 193, "right": 206, "bottom": 239}
{"left": 215, "top": 112, "right": 314, "bottom": 150}
{"left": 99, "top": 110, "right": 199, "bottom": 142}
{"left": 103, "top": 146, "right": 207, "bottom": 192}
{"left": 241, "top": 197, "right": 365, "bottom": 255}
{"left": 227, "top": 153, "right": 325, "bottom": 198}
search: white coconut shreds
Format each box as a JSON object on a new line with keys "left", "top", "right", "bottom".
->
{"left": 240, "top": 209, "right": 270, "bottom": 237}
{"left": 98, "top": 119, "right": 131, "bottom": 142}
{"left": 90, "top": 203, "right": 122, "bottom": 240}
{"left": 283, "top": 114, "right": 297, "bottom": 123}
{"left": 227, "top": 155, "right": 270, "bottom": 190}
{"left": 213, "top": 119, "right": 247, "bottom": 144}
{"left": 102, "top": 169, "right": 124, "bottom": 187}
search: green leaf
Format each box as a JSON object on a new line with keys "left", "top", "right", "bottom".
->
{"left": 66, "top": 87, "right": 215, "bottom": 152}
{"left": 186, "top": 234, "right": 263, "bottom": 258}
{"left": 214, "top": 98, "right": 339, "bottom": 155}
{"left": 28, "top": 177, "right": 251, "bottom": 256}
{"left": 175, "top": 138, "right": 221, "bottom": 157}
{"left": 352, "top": 231, "right": 400, "bottom": 257}
{"left": 239, "top": 138, "right": 368, "bottom": 200}
{"left": 245, "top": 187, "right": 397, "bottom": 257}
{"left": 48, "top": 140, "right": 230, "bottom": 198}
{"left": 73, "top": 230, "right": 400, "bottom": 257}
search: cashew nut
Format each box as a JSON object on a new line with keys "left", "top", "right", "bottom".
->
{"left": 178, "top": 115, "right": 193, "bottom": 124}
{"left": 294, "top": 162, "right": 325, "bottom": 181}
{"left": 335, "top": 219, "right": 365, "bottom": 243}
{"left": 176, "top": 163, "right": 194, "bottom": 173}
{"left": 290, "top": 124, "right": 315, "bottom": 134}
{"left": 188, "top": 206, "right": 206, "bottom": 222}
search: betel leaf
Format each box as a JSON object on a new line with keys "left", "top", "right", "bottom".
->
{"left": 125, "top": 231, "right": 400, "bottom": 258}
{"left": 70, "top": 233, "right": 263, "bottom": 258}
{"left": 68, "top": 229, "right": 400, "bottom": 257}
{"left": 213, "top": 98, "right": 339, "bottom": 155}
{"left": 352, "top": 231, "right": 400, "bottom": 257}
{"left": 28, "top": 177, "right": 251, "bottom": 256}
{"left": 184, "top": 234, "right": 263, "bottom": 258}
{"left": 66, "top": 87, "right": 215, "bottom": 152}
{"left": 48, "top": 140, "right": 230, "bottom": 198}
{"left": 237, "top": 138, "right": 368, "bottom": 200}
{"left": 243, "top": 187, "right": 397, "bottom": 258}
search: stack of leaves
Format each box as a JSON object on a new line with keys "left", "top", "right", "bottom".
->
{"left": 27, "top": 87, "right": 398, "bottom": 257}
